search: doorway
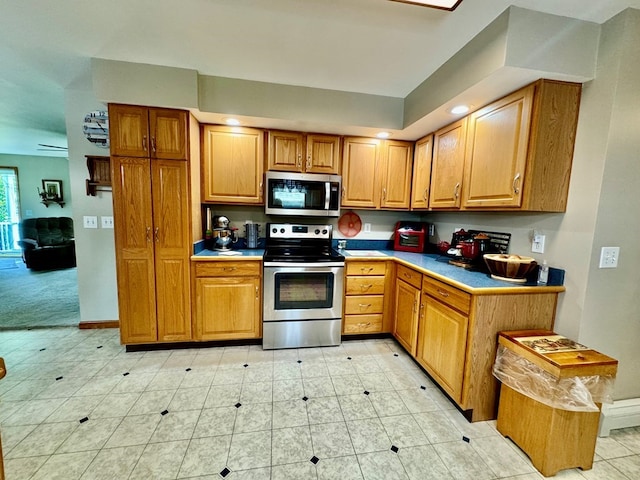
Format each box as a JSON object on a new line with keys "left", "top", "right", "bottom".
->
{"left": 0, "top": 167, "right": 21, "bottom": 254}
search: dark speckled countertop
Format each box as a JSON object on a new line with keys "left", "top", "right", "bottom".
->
{"left": 192, "top": 248, "right": 564, "bottom": 294}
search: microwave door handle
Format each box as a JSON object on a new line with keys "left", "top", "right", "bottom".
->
{"left": 325, "top": 182, "right": 330, "bottom": 209}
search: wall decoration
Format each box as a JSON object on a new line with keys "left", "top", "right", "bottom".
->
{"left": 83, "top": 110, "right": 110, "bottom": 148}
{"left": 38, "top": 179, "right": 65, "bottom": 207}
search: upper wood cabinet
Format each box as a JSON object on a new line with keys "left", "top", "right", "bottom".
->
{"left": 462, "top": 85, "right": 534, "bottom": 209}
{"left": 109, "top": 104, "right": 188, "bottom": 160}
{"left": 267, "top": 130, "right": 341, "bottom": 174}
{"left": 342, "top": 137, "right": 413, "bottom": 210}
{"left": 429, "top": 118, "right": 467, "bottom": 209}
{"left": 201, "top": 125, "right": 265, "bottom": 204}
{"left": 411, "top": 134, "right": 433, "bottom": 210}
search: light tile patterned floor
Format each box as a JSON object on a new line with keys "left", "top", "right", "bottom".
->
{"left": 1, "top": 327, "right": 639, "bottom": 479}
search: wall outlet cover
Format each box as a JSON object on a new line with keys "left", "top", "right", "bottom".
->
{"left": 83, "top": 216, "right": 98, "bottom": 229}
{"left": 101, "top": 216, "right": 114, "bottom": 229}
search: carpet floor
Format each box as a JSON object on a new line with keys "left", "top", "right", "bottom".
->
{"left": 0, "top": 257, "right": 80, "bottom": 329}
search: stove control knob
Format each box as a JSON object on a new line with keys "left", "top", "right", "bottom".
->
{"left": 315, "top": 229, "right": 320, "bottom": 235}
{"left": 280, "top": 228, "right": 285, "bottom": 234}
{"left": 272, "top": 228, "right": 277, "bottom": 234}
{"left": 322, "top": 229, "right": 328, "bottom": 235}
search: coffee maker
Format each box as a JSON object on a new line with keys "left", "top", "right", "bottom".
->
{"left": 211, "top": 215, "right": 238, "bottom": 251}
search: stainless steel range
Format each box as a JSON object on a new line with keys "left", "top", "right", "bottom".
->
{"left": 262, "top": 223, "right": 345, "bottom": 350}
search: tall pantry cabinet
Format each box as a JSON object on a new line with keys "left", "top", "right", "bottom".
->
{"left": 109, "top": 104, "right": 192, "bottom": 344}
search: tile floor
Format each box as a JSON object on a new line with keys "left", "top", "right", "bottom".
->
{"left": 1, "top": 327, "right": 639, "bottom": 480}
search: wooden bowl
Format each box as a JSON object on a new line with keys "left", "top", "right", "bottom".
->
{"left": 483, "top": 254, "right": 537, "bottom": 282}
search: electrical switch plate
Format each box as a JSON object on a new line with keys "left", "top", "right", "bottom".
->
{"left": 531, "top": 234, "right": 545, "bottom": 253}
{"left": 599, "top": 246, "right": 620, "bottom": 268}
{"left": 101, "top": 216, "right": 114, "bottom": 229}
{"left": 364, "top": 223, "right": 372, "bottom": 233}
{"left": 83, "top": 216, "right": 98, "bottom": 229}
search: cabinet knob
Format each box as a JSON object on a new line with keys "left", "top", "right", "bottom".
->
{"left": 513, "top": 173, "right": 521, "bottom": 194}
{"left": 255, "top": 285, "right": 259, "bottom": 299}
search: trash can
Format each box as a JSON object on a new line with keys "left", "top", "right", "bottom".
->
{"left": 493, "top": 330, "right": 617, "bottom": 477}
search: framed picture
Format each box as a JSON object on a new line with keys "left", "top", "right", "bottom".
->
{"left": 42, "top": 179, "right": 63, "bottom": 200}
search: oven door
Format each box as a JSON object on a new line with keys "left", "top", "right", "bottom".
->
{"left": 263, "top": 264, "right": 344, "bottom": 321}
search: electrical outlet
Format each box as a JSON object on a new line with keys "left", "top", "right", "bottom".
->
{"left": 83, "top": 216, "right": 98, "bottom": 229}
{"left": 364, "top": 223, "right": 372, "bottom": 233}
{"left": 599, "top": 246, "right": 620, "bottom": 269}
{"left": 101, "top": 216, "right": 114, "bottom": 229}
{"left": 531, "top": 233, "right": 545, "bottom": 253}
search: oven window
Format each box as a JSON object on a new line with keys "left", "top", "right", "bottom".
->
{"left": 274, "top": 272, "right": 334, "bottom": 310}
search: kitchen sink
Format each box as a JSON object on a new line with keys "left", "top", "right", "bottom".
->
{"left": 344, "top": 250, "right": 388, "bottom": 257}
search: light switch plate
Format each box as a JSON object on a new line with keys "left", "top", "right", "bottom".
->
{"left": 83, "top": 216, "right": 98, "bottom": 229}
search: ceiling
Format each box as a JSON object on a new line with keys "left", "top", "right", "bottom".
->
{"left": 1, "top": 0, "right": 639, "bottom": 158}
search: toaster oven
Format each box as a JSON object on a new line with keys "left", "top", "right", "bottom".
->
{"left": 393, "top": 221, "right": 431, "bottom": 253}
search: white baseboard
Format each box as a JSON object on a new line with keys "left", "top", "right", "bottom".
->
{"left": 599, "top": 398, "right": 640, "bottom": 436}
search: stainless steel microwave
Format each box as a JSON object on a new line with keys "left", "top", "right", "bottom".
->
{"left": 265, "top": 171, "right": 342, "bottom": 217}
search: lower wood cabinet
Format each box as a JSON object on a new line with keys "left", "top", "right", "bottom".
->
{"left": 393, "top": 265, "right": 422, "bottom": 355}
{"left": 343, "top": 260, "right": 390, "bottom": 334}
{"left": 413, "top": 275, "right": 558, "bottom": 422}
{"left": 416, "top": 287, "right": 469, "bottom": 403}
{"left": 193, "top": 260, "right": 262, "bottom": 340}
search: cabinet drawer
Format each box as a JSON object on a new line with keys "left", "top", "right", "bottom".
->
{"left": 345, "top": 276, "right": 386, "bottom": 295}
{"left": 422, "top": 276, "right": 471, "bottom": 314}
{"left": 397, "top": 264, "right": 422, "bottom": 289}
{"left": 344, "top": 295, "right": 384, "bottom": 315}
{"left": 344, "top": 314, "right": 383, "bottom": 333}
{"left": 194, "top": 261, "right": 261, "bottom": 277}
{"left": 346, "top": 262, "right": 386, "bottom": 276}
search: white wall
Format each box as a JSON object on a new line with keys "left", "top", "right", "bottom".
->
{"left": 64, "top": 87, "right": 118, "bottom": 322}
{"left": 0, "top": 153, "right": 72, "bottom": 219}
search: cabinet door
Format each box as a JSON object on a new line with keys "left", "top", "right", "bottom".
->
{"left": 111, "top": 157, "right": 157, "bottom": 343}
{"left": 109, "top": 104, "right": 149, "bottom": 158}
{"left": 152, "top": 160, "right": 192, "bottom": 341}
{"left": 429, "top": 118, "right": 467, "bottom": 209}
{"left": 393, "top": 279, "right": 421, "bottom": 356}
{"left": 150, "top": 108, "right": 188, "bottom": 160}
{"left": 462, "top": 86, "right": 533, "bottom": 208}
{"left": 202, "top": 126, "right": 265, "bottom": 204}
{"left": 195, "top": 276, "right": 261, "bottom": 340}
{"left": 380, "top": 140, "right": 413, "bottom": 209}
{"left": 306, "top": 134, "right": 341, "bottom": 174}
{"left": 416, "top": 294, "right": 468, "bottom": 402}
{"left": 341, "top": 137, "right": 381, "bottom": 208}
{"left": 411, "top": 134, "right": 433, "bottom": 210}
{"left": 267, "top": 130, "right": 304, "bottom": 172}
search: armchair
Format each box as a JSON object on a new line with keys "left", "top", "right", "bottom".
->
{"left": 18, "top": 217, "right": 76, "bottom": 270}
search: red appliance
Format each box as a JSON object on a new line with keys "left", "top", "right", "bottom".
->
{"left": 393, "top": 221, "right": 430, "bottom": 253}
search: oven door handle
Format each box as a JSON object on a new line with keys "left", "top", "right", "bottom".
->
{"left": 264, "top": 261, "right": 345, "bottom": 268}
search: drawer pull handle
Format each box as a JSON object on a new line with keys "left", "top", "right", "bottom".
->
{"left": 151, "top": 137, "right": 157, "bottom": 153}
{"left": 145, "top": 226, "right": 151, "bottom": 242}
{"left": 454, "top": 182, "right": 460, "bottom": 199}
{"left": 224, "top": 267, "right": 237, "bottom": 271}
{"left": 358, "top": 303, "right": 372, "bottom": 308}
{"left": 297, "top": 153, "right": 302, "bottom": 167}
{"left": 306, "top": 155, "right": 312, "bottom": 170}
{"left": 360, "top": 284, "right": 373, "bottom": 291}
{"left": 154, "top": 227, "right": 159, "bottom": 242}
{"left": 361, "top": 267, "right": 374, "bottom": 273}
{"left": 437, "top": 289, "right": 450, "bottom": 298}
{"left": 142, "top": 135, "right": 148, "bottom": 152}
{"left": 403, "top": 273, "right": 412, "bottom": 279}
{"left": 423, "top": 189, "right": 428, "bottom": 203}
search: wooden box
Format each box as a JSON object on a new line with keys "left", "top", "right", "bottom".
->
{"left": 496, "top": 330, "right": 618, "bottom": 477}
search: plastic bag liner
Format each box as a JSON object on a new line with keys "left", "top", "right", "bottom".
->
{"left": 493, "top": 345, "right": 616, "bottom": 412}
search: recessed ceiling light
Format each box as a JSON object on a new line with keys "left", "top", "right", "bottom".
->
{"left": 224, "top": 118, "right": 241, "bottom": 126}
{"left": 389, "top": 0, "right": 462, "bottom": 11}
{"left": 376, "top": 131, "right": 391, "bottom": 139}
{"left": 450, "top": 105, "right": 470, "bottom": 115}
